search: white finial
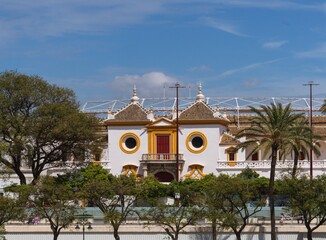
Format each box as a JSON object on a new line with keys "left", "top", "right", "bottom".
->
{"left": 196, "top": 82, "right": 205, "bottom": 102}
{"left": 130, "top": 85, "right": 139, "bottom": 104}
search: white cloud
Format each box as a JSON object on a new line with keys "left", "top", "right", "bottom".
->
{"left": 296, "top": 43, "right": 326, "bottom": 59}
{"left": 263, "top": 40, "right": 287, "bottom": 49}
{"left": 110, "top": 72, "right": 179, "bottom": 98}
{"left": 0, "top": 0, "right": 324, "bottom": 45}
{"left": 187, "top": 65, "right": 212, "bottom": 72}
{"left": 218, "top": 58, "right": 282, "bottom": 77}
{"left": 201, "top": 17, "right": 245, "bottom": 37}
{"left": 0, "top": 0, "right": 165, "bottom": 39}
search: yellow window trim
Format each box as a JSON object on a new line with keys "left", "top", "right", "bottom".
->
{"left": 185, "top": 164, "right": 206, "bottom": 179}
{"left": 186, "top": 131, "right": 207, "bottom": 154}
{"left": 119, "top": 132, "right": 140, "bottom": 154}
{"left": 148, "top": 130, "right": 177, "bottom": 154}
{"left": 121, "top": 165, "right": 138, "bottom": 176}
{"left": 225, "top": 147, "right": 237, "bottom": 166}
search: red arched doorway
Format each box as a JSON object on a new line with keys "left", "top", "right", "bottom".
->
{"left": 154, "top": 171, "right": 174, "bottom": 182}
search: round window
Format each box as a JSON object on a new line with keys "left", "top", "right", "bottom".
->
{"left": 191, "top": 136, "right": 204, "bottom": 148}
{"left": 125, "top": 137, "right": 137, "bottom": 149}
{"left": 119, "top": 133, "right": 140, "bottom": 154}
{"left": 186, "top": 132, "right": 207, "bottom": 154}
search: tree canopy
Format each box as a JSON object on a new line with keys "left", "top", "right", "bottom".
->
{"left": 236, "top": 103, "right": 307, "bottom": 240}
{"left": 0, "top": 71, "right": 99, "bottom": 184}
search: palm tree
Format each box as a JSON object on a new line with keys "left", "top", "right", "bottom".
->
{"left": 320, "top": 99, "right": 326, "bottom": 113}
{"left": 236, "top": 103, "right": 305, "bottom": 240}
{"left": 285, "top": 119, "right": 321, "bottom": 177}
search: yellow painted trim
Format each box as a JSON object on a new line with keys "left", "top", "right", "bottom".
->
{"left": 185, "top": 164, "right": 206, "bottom": 179}
{"left": 179, "top": 119, "right": 229, "bottom": 125}
{"left": 146, "top": 117, "right": 175, "bottom": 127}
{"left": 104, "top": 121, "right": 150, "bottom": 126}
{"left": 226, "top": 147, "right": 237, "bottom": 166}
{"left": 186, "top": 131, "right": 207, "bottom": 154}
{"left": 119, "top": 132, "right": 140, "bottom": 154}
{"left": 147, "top": 129, "right": 177, "bottom": 154}
{"left": 185, "top": 169, "right": 196, "bottom": 178}
{"left": 121, "top": 165, "right": 138, "bottom": 176}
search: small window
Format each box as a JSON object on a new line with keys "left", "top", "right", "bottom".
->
{"left": 229, "top": 153, "right": 235, "bottom": 161}
{"left": 192, "top": 137, "right": 204, "bottom": 149}
{"left": 299, "top": 151, "right": 305, "bottom": 160}
{"left": 186, "top": 132, "right": 207, "bottom": 154}
{"left": 252, "top": 152, "right": 259, "bottom": 161}
{"left": 125, "top": 137, "right": 137, "bottom": 149}
{"left": 94, "top": 153, "right": 101, "bottom": 162}
{"left": 119, "top": 133, "right": 140, "bottom": 154}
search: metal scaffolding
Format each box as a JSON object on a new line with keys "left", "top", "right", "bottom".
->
{"left": 82, "top": 97, "right": 325, "bottom": 117}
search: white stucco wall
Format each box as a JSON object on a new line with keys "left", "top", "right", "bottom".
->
{"left": 108, "top": 126, "right": 147, "bottom": 175}
{"left": 178, "top": 124, "right": 226, "bottom": 176}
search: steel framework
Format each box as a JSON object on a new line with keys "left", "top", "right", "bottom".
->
{"left": 82, "top": 97, "right": 325, "bottom": 117}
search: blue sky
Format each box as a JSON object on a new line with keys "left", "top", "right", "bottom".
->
{"left": 1, "top": 0, "right": 326, "bottom": 104}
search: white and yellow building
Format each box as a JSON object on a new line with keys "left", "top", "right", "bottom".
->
{"left": 94, "top": 86, "right": 326, "bottom": 181}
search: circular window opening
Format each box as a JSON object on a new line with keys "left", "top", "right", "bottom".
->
{"left": 120, "top": 133, "right": 140, "bottom": 154}
{"left": 192, "top": 136, "right": 204, "bottom": 148}
{"left": 186, "top": 132, "right": 207, "bottom": 154}
{"left": 125, "top": 137, "right": 137, "bottom": 149}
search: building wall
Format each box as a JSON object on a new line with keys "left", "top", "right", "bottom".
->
{"left": 179, "top": 124, "right": 224, "bottom": 176}
{"left": 108, "top": 126, "right": 147, "bottom": 175}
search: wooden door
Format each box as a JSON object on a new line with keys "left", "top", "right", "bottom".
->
{"left": 156, "top": 135, "right": 170, "bottom": 153}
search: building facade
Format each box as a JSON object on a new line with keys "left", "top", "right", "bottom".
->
{"left": 93, "top": 86, "right": 326, "bottom": 181}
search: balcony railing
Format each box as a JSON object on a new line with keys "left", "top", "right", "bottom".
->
{"left": 142, "top": 154, "right": 184, "bottom": 161}
{"left": 216, "top": 160, "right": 326, "bottom": 169}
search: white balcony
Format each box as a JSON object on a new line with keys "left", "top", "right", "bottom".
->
{"left": 216, "top": 160, "right": 326, "bottom": 178}
{"left": 141, "top": 154, "right": 184, "bottom": 161}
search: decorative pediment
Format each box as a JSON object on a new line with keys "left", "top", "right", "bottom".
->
{"left": 146, "top": 117, "right": 175, "bottom": 128}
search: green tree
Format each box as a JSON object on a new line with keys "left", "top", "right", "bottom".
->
{"left": 236, "top": 103, "right": 305, "bottom": 240}
{"left": 0, "top": 195, "right": 25, "bottom": 240}
{"left": 320, "top": 99, "right": 326, "bottom": 113}
{"left": 279, "top": 175, "right": 326, "bottom": 240}
{"left": 0, "top": 71, "right": 99, "bottom": 185}
{"left": 82, "top": 173, "right": 144, "bottom": 240}
{"left": 202, "top": 174, "right": 265, "bottom": 240}
{"left": 284, "top": 119, "right": 321, "bottom": 177}
{"left": 26, "top": 176, "right": 79, "bottom": 240}
{"left": 144, "top": 179, "right": 204, "bottom": 240}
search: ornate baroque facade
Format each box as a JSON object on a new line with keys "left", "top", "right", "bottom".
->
{"left": 94, "top": 86, "right": 326, "bottom": 181}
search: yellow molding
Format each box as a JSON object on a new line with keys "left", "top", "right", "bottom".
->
{"left": 148, "top": 130, "right": 177, "bottom": 154}
{"left": 186, "top": 131, "right": 207, "bottom": 154}
{"left": 225, "top": 147, "right": 238, "bottom": 166}
{"left": 105, "top": 121, "right": 150, "bottom": 126}
{"left": 179, "top": 119, "right": 229, "bottom": 125}
{"left": 121, "top": 164, "right": 138, "bottom": 176}
{"left": 185, "top": 164, "right": 206, "bottom": 179}
{"left": 119, "top": 132, "right": 141, "bottom": 154}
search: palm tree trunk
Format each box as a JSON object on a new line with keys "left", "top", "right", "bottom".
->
{"left": 212, "top": 218, "right": 217, "bottom": 240}
{"left": 292, "top": 151, "right": 299, "bottom": 177}
{"left": 269, "top": 145, "right": 278, "bottom": 240}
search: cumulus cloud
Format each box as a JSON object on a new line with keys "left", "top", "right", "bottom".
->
{"left": 110, "top": 72, "right": 179, "bottom": 98}
{"left": 263, "top": 40, "right": 287, "bottom": 49}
